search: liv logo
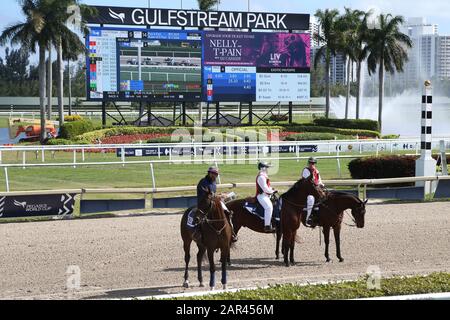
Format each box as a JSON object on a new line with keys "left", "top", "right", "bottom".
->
{"left": 109, "top": 8, "right": 125, "bottom": 23}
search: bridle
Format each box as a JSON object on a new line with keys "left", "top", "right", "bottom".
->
{"left": 197, "top": 198, "right": 228, "bottom": 236}
{"left": 282, "top": 179, "right": 327, "bottom": 209}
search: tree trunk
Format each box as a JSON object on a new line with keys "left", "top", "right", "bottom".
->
{"left": 378, "top": 59, "right": 384, "bottom": 132}
{"left": 39, "top": 44, "right": 47, "bottom": 144}
{"left": 47, "top": 44, "right": 52, "bottom": 120}
{"left": 325, "top": 51, "right": 331, "bottom": 118}
{"left": 345, "top": 57, "right": 351, "bottom": 119}
{"left": 68, "top": 59, "right": 72, "bottom": 116}
{"left": 356, "top": 61, "right": 362, "bottom": 119}
{"left": 57, "top": 38, "right": 64, "bottom": 126}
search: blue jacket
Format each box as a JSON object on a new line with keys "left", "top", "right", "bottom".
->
{"left": 197, "top": 176, "right": 217, "bottom": 204}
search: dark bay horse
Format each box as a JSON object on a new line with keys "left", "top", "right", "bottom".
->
{"left": 180, "top": 189, "right": 233, "bottom": 290}
{"left": 225, "top": 176, "right": 325, "bottom": 264}
{"left": 277, "top": 191, "right": 367, "bottom": 266}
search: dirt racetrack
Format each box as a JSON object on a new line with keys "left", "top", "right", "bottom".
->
{"left": 0, "top": 202, "right": 449, "bottom": 299}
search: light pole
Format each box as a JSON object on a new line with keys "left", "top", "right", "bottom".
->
{"left": 248, "top": 0, "right": 250, "bottom": 12}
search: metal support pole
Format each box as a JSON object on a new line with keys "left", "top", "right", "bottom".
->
{"left": 249, "top": 102, "right": 253, "bottom": 125}
{"left": 102, "top": 101, "right": 106, "bottom": 127}
{"left": 440, "top": 140, "right": 448, "bottom": 175}
{"left": 288, "top": 101, "right": 293, "bottom": 124}
{"left": 147, "top": 103, "right": 151, "bottom": 126}
{"left": 215, "top": 102, "right": 220, "bottom": 125}
{"left": 0, "top": 150, "right": 2, "bottom": 164}
{"left": 4, "top": 167, "right": 9, "bottom": 192}
{"left": 182, "top": 102, "right": 187, "bottom": 125}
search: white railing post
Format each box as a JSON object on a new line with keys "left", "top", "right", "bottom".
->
{"left": 73, "top": 149, "right": 77, "bottom": 168}
{"left": 0, "top": 150, "right": 2, "bottom": 164}
{"left": 41, "top": 147, "right": 45, "bottom": 163}
{"left": 82, "top": 148, "right": 85, "bottom": 162}
{"left": 4, "top": 167, "right": 9, "bottom": 192}
{"left": 150, "top": 163, "right": 156, "bottom": 191}
{"left": 121, "top": 147, "right": 125, "bottom": 167}
{"left": 22, "top": 151, "right": 26, "bottom": 170}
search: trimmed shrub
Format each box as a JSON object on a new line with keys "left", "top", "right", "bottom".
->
{"left": 284, "top": 132, "right": 353, "bottom": 141}
{"left": 59, "top": 120, "right": 95, "bottom": 140}
{"left": 348, "top": 156, "right": 416, "bottom": 179}
{"left": 282, "top": 124, "right": 381, "bottom": 138}
{"left": 382, "top": 134, "right": 400, "bottom": 139}
{"left": 312, "top": 118, "right": 379, "bottom": 132}
{"left": 64, "top": 115, "right": 83, "bottom": 122}
{"left": 45, "top": 138, "right": 75, "bottom": 145}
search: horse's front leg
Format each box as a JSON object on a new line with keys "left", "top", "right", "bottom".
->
{"left": 183, "top": 240, "right": 191, "bottom": 288}
{"left": 323, "top": 226, "right": 331, "bottom": 262}
{"left": 333, "top": 226, "right": 344, "bottom": 262}
{"left": 221, "top": 249, "right": 229, "bottom": 290}
{"left": 207, "top": 248, "right": 216, "bottom": 290}
{"left": 289, "top": 231, "right": 296, "bottom": 265}
{"left": 197, "top": 245, "right": 206, "bottom": 287}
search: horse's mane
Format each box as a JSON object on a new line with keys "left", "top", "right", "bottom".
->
{"left": 282, "top": 179, "right": 304, "bottom": 199}
{"left": 328, "top": 191, "right": 363, "bottom": 204}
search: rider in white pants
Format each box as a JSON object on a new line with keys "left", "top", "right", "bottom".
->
{"left": 256, "top": 162, "right": 277, "bottom": 233}
{"left": 302, "top": 157, "right": 324, "bottom": 227}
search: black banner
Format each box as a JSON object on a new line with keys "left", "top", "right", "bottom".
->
{"left": 87, "top": 6, "right": 310, "bottom": 30}
{"left": 0, "top": 194, "right": 76, "bottom": 218}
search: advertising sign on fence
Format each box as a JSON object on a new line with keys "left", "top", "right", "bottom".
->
{"left": 0, "top": 194, "right": 76, "bottom": 219}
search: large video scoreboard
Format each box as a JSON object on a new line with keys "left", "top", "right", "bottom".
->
{"left": 86, "top": 27, "right": 310, "bottom": 102}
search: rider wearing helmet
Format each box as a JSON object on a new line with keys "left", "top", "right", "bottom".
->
{"left": 196, "top": 166, "right": 237, "bottom": 242}
{"left": 256, "top": 161, "right": 277, "bottom": 233}
{"left": 302, "top": 157, "right": 324, "bottom": 227}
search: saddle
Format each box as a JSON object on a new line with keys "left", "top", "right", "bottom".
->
{"left": 243, "top": 197, "right": 281, "bottom": 223}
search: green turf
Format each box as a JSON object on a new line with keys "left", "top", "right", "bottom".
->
{"left": 174, "top": 273, "right": 450, "bottom": 300}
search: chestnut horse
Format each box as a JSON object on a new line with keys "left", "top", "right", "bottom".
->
{"left": 225, "top": 176, "right": 325, "bottom": 264}
{"left": 180, "top": 189, "right": 233, "bottom": 290}
{"left": 276, "top": 191, "right": 367, "bottom": 266}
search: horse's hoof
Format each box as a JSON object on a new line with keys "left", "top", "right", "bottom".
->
{"left": 290, "top": 261, "right": 296, "bottom": 266}
{"left": 284, "top": 262, "right": 290, "bottom": 267}
{"left": 223, "top": 284, "right": 227, "bottom": 290}
{"left": 338, "top": 258, "right": 344, "bottom": 263}
{"left": 210, "top": 287, "right": 215, "bottom": 291}
{"left": 326, "top": 258, "right": 331, "bottom": 263}
{"left": 183, "top": 281, "right": 189, "bottom": 288}
{"left": 199, "top": 283, "right": 205, "bottom": 288}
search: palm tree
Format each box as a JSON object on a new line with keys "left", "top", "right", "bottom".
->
{"left": 43, "top": 0, "right": 93, "bottom": 125}
{"left": 354, "top": 10, "right": 372, "bottom": 119}
{"left": 0, "top": 0, "right": 52, "bottom": 143}
{"left": 366, "top": 14, "right": 412, "bottom": 131}
{"left": 198, "top": 0, "right": 220, "bottom": 10}
{"left": 313, "top": 9, "right": 340, "bottom": 118}
{"left": 337, "top": 8, "right": 365, "bottom": 119}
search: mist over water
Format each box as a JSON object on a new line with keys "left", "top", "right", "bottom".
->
{"left": 330, "top": 91, "right": 450, "bottom": 137}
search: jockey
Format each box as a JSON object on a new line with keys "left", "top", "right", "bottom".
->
{"left": 196, "top": 166, "right": 237, "bottom": 242}
{"left": 256, "top": 161, "right": 277, "bottom": 233}
{"left": 302, "top": 157, "right": 324, "bottom": 227}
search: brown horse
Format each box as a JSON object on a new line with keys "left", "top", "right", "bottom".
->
{"left": 277, "top": 191, "right": 367, "bottom": 265}
{"left": 180, "top": 189, "right": 233, "bottom": 290}
{"left": 225, "top": 176, "right": 325, "bottom": 264}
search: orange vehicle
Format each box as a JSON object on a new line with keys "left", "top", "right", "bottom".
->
{"left": 15, "top": 124, "right": 57, "bottom": 141}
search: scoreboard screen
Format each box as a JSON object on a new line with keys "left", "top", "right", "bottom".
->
{"left": 86, "top": 28, "right": 310, "bottom": 102}
{"left": 203, "top": 31, "right": 310, "bottom": 102}
{"left": 87, "top": 27, "right": 202, "bottom": 101}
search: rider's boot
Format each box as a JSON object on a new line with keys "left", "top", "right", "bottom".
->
{"left": 264, "top": 225, "right": 276, "bottom": 233}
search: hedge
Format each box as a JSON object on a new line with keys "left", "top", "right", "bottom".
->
{"left": 74, "top": 126, "right": 276, "bottom": 144}
{"left": 282, "top": 124, "right": 381, "bottom": 138}
{"left": 348, "top": 156, "right": 416, "bottom": 179}
{"left": 59, "top": 120, "right": 95, "bottom": 140}
{"left": 312, "top": 118, "right": 379, "bottom": 132}
{"left": 284, "top": 132, "right": 354, "bottom": 141}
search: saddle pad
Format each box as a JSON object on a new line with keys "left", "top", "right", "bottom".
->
{"left": 186, "top": 209, "right": 198, "bottom": 229}
{"left": 243, "top": 199, "right": 281, "bottom": 222}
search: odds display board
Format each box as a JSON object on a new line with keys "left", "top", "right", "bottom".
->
{"left": 203, "top": 31, "right": 310, "bottom": 102}
{"left": 86, "top": 28, "right": 310, "bottom": 102}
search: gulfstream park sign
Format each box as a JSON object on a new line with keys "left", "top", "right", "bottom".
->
{"left": 86, "top": 6, "right": 309, "bottom": 30}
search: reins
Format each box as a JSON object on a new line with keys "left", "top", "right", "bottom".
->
{"left": 197, "top": 201, "right": 228, "bottom": 236}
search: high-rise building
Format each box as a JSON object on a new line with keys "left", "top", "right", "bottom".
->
{"left": 308, "top": 16, "right": 322, "bottom": 48}
{"left": 436, "top": 36, "right": 450, "bottom": 79}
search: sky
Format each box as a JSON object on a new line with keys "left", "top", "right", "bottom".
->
{"left": 1, "top": 0, "right": 450, "bottom": 61}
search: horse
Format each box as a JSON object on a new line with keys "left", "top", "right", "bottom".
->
{"left": 276, "top": 190, "right": 367, "bottom": 266}
{"left": 225, "top": 176, "right": 326, "bottom": 264}
{"left": 180, "top": 188, "right": 233, "bottom": 290}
